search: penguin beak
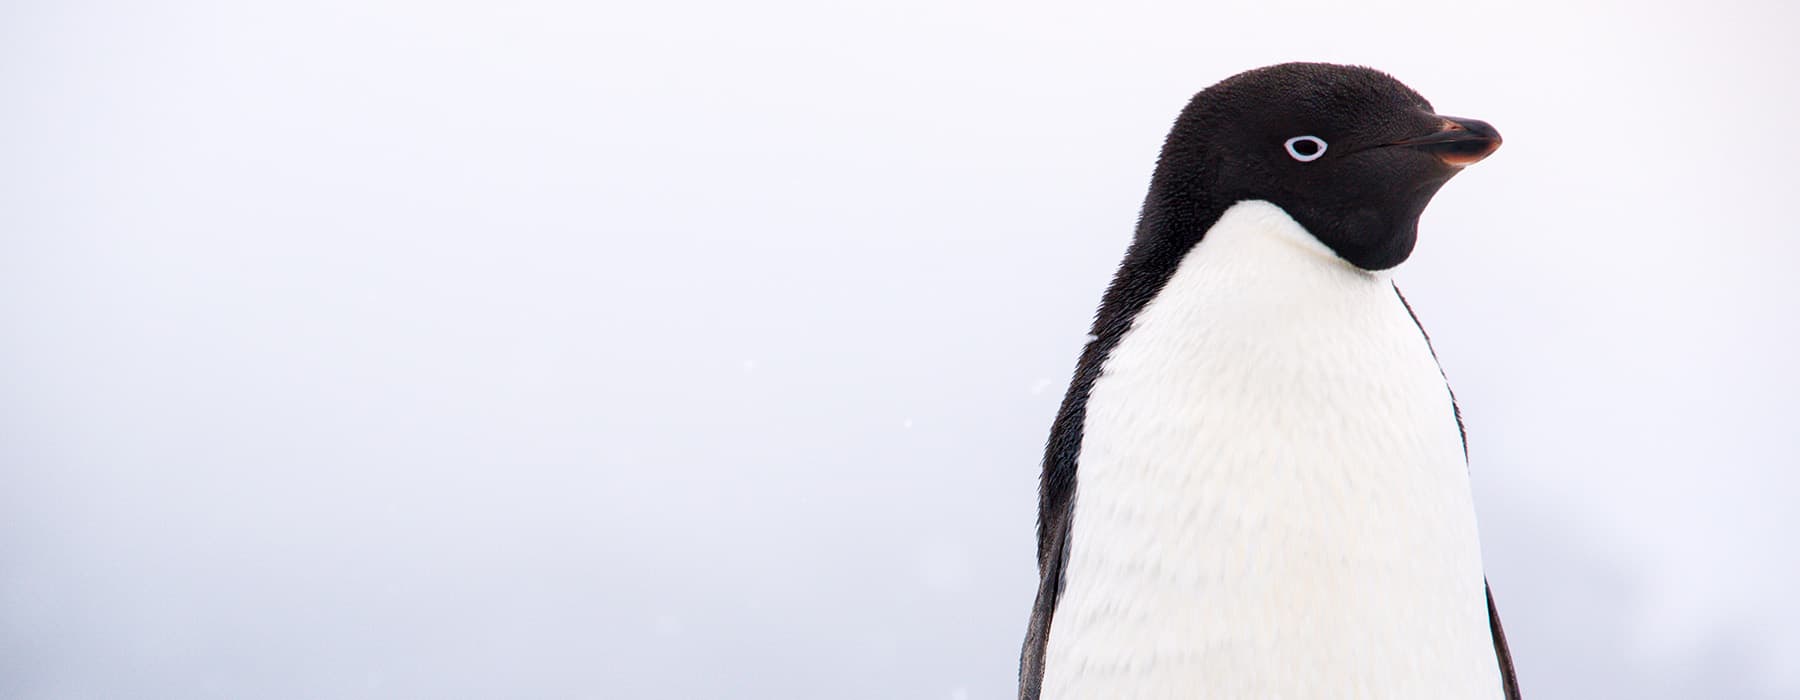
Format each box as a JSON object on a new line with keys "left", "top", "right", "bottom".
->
{"left": 1391, "top": 116, "right": 1502, "bottom": 167}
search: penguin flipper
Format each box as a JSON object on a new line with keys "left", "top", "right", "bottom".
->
{"left": 1488, "top": 581, "right": 1523, "bottom": 699}
{"left": 1021, "top": 327, "right": 1108, "bottom": 700}
{"left": 1016, "top": 506, "right": 1068, "bottom": 700}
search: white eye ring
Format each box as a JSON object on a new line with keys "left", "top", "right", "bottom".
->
{"left": 1285, "top": 135, "right": 1328, "bottom": 162}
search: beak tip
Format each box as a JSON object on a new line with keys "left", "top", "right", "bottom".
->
{"left": 1400, "top": 115, "right": 1502, "bottom": 167}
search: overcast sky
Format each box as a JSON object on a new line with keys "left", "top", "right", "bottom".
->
{"left": 4, "top": 1, "right": 1798, "bottom": 698}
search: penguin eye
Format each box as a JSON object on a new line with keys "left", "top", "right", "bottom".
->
{"left": 1284, "top": 135, "right": 1328, "bottom": 162}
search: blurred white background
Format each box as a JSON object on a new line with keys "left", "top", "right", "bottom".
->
{"left": 4, "top": 1, "right": 1798, "bottom": 698}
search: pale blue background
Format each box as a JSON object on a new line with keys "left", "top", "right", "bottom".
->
{"left": 4, "top": 1, "right": 1797, "bottom": 698}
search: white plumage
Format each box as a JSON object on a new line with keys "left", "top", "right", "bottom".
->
{"left": 1040, "top": 200, "right": 1503, "bottom": 699}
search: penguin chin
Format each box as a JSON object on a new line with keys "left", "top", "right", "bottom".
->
{"left": 1259, "top": 145, "right": 1462, "bottom": 273}
{"left": 1336, "top": 219, "right": 1419, "bottom": 272}
{"left": 1287, "top": 193, "right": 1435, "bottom": 273}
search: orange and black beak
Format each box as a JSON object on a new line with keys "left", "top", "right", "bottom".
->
{"left": 1392, "top": 116, "right": 1502, "bottom": 167}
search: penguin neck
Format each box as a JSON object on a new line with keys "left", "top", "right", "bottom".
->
{"left": 1195, "top": 199, "right": 1394, "bottom": 281}
{"left": 1136, "top": 197, "right": 1397, "bottom": 307}
{"left": 1040, "top": 199, "right": 1500, "bottom": 698}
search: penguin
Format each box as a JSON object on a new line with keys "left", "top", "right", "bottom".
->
{"left": 1018, "top": 63, "right": 1520, "bottom": 699}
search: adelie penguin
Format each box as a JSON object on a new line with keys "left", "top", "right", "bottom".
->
{"left": 1018, "top": 63, "right": 1521, "bottom": 699}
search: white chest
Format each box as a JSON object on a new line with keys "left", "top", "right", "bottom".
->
{"left": 1040, "top": 201, "right": 1502, "bottom": 699}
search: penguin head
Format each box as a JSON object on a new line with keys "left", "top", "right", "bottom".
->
{"left": 1147, "top": 62, "right": 1501, "bottom": 271}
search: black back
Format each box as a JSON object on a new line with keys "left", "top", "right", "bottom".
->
{"left": 1017, "top": 63, "right": 1520, "bottom": 699}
